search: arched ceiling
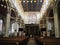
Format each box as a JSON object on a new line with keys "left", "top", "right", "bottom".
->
{"left": 9, "top": 0, "right": 54, "bottom": 24}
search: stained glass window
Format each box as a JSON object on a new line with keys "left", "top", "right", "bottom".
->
{"left": 28, "top": 13, "right": 37, "bottom": 24}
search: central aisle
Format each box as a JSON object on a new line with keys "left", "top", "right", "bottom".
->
{"left": 27, "top": 38, "right": 37, "bottom": 45}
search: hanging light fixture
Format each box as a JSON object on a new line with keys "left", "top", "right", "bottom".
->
{"left": 1, "top": 4, "right": 3, "bottom": 7}
{"left": 5, "top": 0, "right": 7, "bottom": 2}
{"left": 40, "top": 0, "right": 42, "bottom": 2}
{"left": 19, "top": 0, "right": 21, "bottom": 3}
{"left": 34, "top": 0, "right": 36, "bottom": 3}
{"left": 2, "top": 0, "right": 4, "bottom": 2}
{"left": 23, "top": 1, "right": 25, "bottom": 3}
{"left": 4, "top": 5, "right": 7, "bottom": 8}
{"left": 7, "top": 6, "right": 9, "bottom": 9}
{"left": 27, "top": 0, "right": 29, "bottom": 3}
{"left": 30, "top": 0, "right": 33, "bottom": 3}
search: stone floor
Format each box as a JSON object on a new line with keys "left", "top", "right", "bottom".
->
{"left": 27, "top": 38, "right": 37, "bottom": 45}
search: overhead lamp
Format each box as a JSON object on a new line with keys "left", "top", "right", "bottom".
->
{"left": 7, "top": 6, "right": 9, "bottom": 9}
{"left": 2, "top": 0, "right": 4, "bottom": 2}
{"left": 4, "top": 6, "right": 6, "bottom": 8}
{"left": 40, "top": 0, "right": 42, "bottom": 2}
{"left": 19, "top": 0, "right": 21, "bottom": 3}
{"left": 23, "top": 1, "right": 25, "bottom": 3}
{"left": 27, "top": 1, "right": 29, "bottom": 3}
{"left": 1, "top": 4, "right": 3, "bottom": 7}
{"left": 30, "top": 1, "right": 33, "bottom": 3}
{"left": 5, "top": 0, "right": 7, "bottom": 2}
{"left": 55, "top": 0, "right": 56, "bottom": 2}
{"left": 34, "top": 0, "right": 36, "bottom": 3}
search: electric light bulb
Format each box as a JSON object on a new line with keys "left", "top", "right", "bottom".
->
{"left": 7, "top": 7, "right": 9, "bottom": 9}
{"left": 2, "top": 0, "right": 4, "bottom": 2}
{"left": 19, "top": 0, "right": 21, "bottom": 3}
{"left": 1, "top": 4, "right": 3, "bottom": 7}
{"left": 23, "top": 1, "right": 25, "bottom": 3}
{"left": 30, "top": 1, "right": 33, "bottom": 3}
{"left": 4, "top": 6, "right": 6, "bottom": 8}
{"left": 27, "top": 1, "right": 29, "bottom": 3}
{"left": 34, "top": 1, "right": 36, "bottom": 3}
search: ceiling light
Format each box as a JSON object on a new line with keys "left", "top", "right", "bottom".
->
{"left": 34, "top": 1, "right": 36, "bottom": 3}
{"left": 19, "top": 1, "right": 21, "bottom": 3}
{"left": 1, "top": 5, "right": 3, "bottom": 7}
{"left": 40, "top": 0, "right": 42, "bottom": 2}
{"left": 30, "top": 1, "right": 33, "bottom": 3}
{"left": 7, "top": 7, "right": 9, "bottom": 9}
{"left": 55, "top": 0, "right": 56, "bottom": 2}
{"left": 4, "top": 6, "right": 6, "bottom": 8}
{"left": 2, "top": 0, "right": 4, "bottom": 2}
{"left": 5, "top": 0, "right": 7, "bottom": 2}
{"left": 27, "top": 1, "right": 29, "bottom": 3}
{"left": 23, "top": 1, "right": 25, "bottom": 3}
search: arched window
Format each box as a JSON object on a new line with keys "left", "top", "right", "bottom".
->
{"left": 0, "top": 19, "right": 3, "bottom": 31}
{"left": 28, "top": 13, "right": 37, "bottom": 24}
{"left": 11, "top": 22, "right": 19, "bottom": 33}
{"left": 0, "top": 19, "right": 3, "bottom": 35}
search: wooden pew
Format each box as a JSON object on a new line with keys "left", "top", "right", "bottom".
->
{"left": 0, "top": 36, "right": 28, "bottom": 45}
{"left": 35, "top": 37, "right": 60, "bottom": 45}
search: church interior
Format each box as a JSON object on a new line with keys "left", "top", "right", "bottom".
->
{"left": 0, "top": 0, "right": 60, "bottom": 45}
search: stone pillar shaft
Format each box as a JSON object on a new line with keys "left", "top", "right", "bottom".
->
{"left": 46, "top": 20, "right": 50, "bottom": 37}
{"left": 53, "top": 4, "right": 60, "bottom": 38}
{"left": 5, "top": 13, "right": 10, "bottom": 37}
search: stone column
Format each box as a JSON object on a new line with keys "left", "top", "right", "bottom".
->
{"left": 13, "top": 14, "right": 18, "bottom": 36}
{"left": 2, "top": 18, "right": 6, "bottom": 36}
{"left": 19, "top": 23, "right": 21, "bottom": 28}
{"left": 5, "top": 0, "right": 11, "bottom": 36}
{"left": 53, "top": 3, "right": 60, "bottom": 38}
{"left": 19, "top": 19, "right": 22, "bottom": 28}
{"left": 18, "top": 18, "right": 21, "bottom": 36}
{"left": 5, "top": 13, "right": 10, "bottom": 37}
{"left": 46, "top": 19, "right": 50, "bottom": 37}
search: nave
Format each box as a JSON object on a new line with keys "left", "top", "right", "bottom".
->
{"left": 0, "top": 36, "right": 60, "bottom": 45}
{"left": 27, "top": 38, "right": 37, "bottom": 45}
{"left": 0, "top": 0, "right": 60, "bottom": 45}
